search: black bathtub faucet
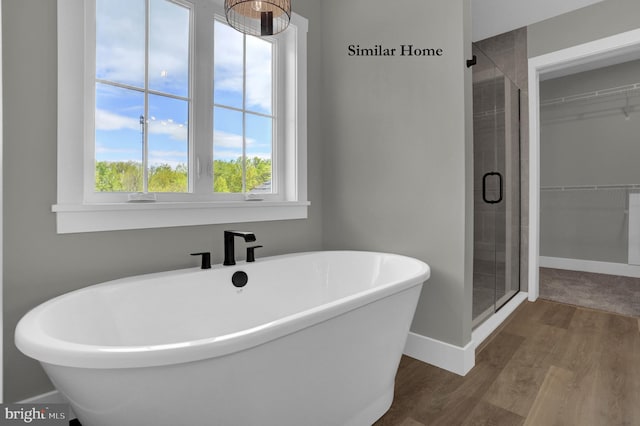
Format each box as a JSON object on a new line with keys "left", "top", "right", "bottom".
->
{"left": 223, "top": 231, "right": 257, "bottom": 266}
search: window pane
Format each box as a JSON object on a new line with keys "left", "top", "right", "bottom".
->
{"left": 246, "top": 35, "right": 272, "bottom": 115}
{"left": 96, "top": 0, "right": 145, "bottom": 88}
{"left": 213, "top": 21, "right": 244, "bottom": 109}
{"left": 245, "top": 114, "right": 272, "bottom": 193}
{"left": 95, "top": 83, "right": 144, "bottom": 192}
{"left": 147, "top": 94, "right": 189, "bottom": 192}
{"left": 213, "top": 107, "right": 243, "bottom": 193}
{"left": 149, "top": 0, "right": 190, "bottom": 97}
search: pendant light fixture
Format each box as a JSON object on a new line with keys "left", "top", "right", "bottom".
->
{"left": 224, "top": 0, "right": 291, "bottom": 37}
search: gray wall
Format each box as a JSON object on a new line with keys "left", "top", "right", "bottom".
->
{"left": 2, "top": 0, "right": 324, "bottom": 402}
{"left": 320, "top": 0, "right": 474, "bottom": 347}
{"left": 528, "top": 0, "right": 640, "bottom": 58}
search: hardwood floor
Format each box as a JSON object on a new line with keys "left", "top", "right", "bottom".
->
{"left": 375, "top": 300, "right": 640, "bottom": 426}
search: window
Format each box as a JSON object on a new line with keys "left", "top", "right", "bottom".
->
{"left": 55, "top": 0, "right": 308, "bottom": 233}
{"left": 95, "top": 0, "right": 191, "bottom": 194}
{"left": 213, "top": 20, "right": 274, "bottom": 195}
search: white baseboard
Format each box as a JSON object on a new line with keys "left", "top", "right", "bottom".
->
{"left": 404, "top": 292, "right": 529, "bottom": 376}
{"left": 540, "top": 256, "right": 640, "bottom": 278}
{"left": 404, "top": 332, "right": 475, "bottom": 376}
{"left": 18, "top": 389, "right": 65, "bottom": 404}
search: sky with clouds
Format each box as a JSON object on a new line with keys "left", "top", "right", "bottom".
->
{"left": 95, "top": 0, "right": 273, "bottom": 170}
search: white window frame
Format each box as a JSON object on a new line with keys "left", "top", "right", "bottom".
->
{"left": 54, "top": 0, "right": 308, "bottom": 234}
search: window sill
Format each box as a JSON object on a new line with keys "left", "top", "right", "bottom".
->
{"left": 52, "top": 201, "right": 310, "bottom": 234}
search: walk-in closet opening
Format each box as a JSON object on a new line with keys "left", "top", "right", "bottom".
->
{"left": 538, "top": 57, "right": 640, "bottom": 317}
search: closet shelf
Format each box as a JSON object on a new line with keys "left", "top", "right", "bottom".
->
{"left": 541, "top": 184, "right": 640, "bottom": 191}
{"left": 541, "top": 83, "right": 640, "bottom": 107}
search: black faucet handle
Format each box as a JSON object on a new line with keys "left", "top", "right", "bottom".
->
{"left": 191, "top": 252, "right": 211, "bottom": 269}
{"left": 246, "top": 245, "right": 263, "bottom": 263}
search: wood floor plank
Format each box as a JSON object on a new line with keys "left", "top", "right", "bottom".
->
{"left": 540, "top": 307, "right": 606, "bottom": 426}
{"left": 522, "top": 365, "right": 575, "bottom": 426}
{"left": 550, "top": 307, "right": 608, "bottom": 375}
{"left": 502, "top": 300, "right": 557, "bottom": 337}
{"left": 630, "top": 321, "right": 640, "bottom": 424}
{"left": 411, "top": 395, "right": 480, "bottom": 426}
{"left": 409, "top": 332, "right": 525, "bottom": 425}
{"left": 567, "top": 306, "right": 610, "bottom": 333}
{"left": 538, "top": 302, "right": 576, "bottom": 329}
{"left": 561, "top": 360, "right": 600, "bottom": 426}
{"left": 397, "top": 418, "right": 425, "bottom": 426}
{"left": 461, "top": 400, "right": 525, "bottom": 426}
{"left": 590, "top": 314, "right": 640, "bottom": 426}
{"left": 377, "top": 300, "right": 640, "bottom": 425}
{"left": 475, "top": 330, "right": 526, "bottom": 368}
{"left": 553, "top": 309, "right": 640, "bottom": 426}
{"left": 482, "top": 322, "right": 567, "bottom": 417}
{"left": 375, "top": 359, "right": 450, "bottom": 425}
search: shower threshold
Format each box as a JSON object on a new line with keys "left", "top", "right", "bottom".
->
{"left": 472, "top": 292, "right": 528, "bottom": 350}
{"left": 472, "top": 289, "right": 520, "bottom": 329}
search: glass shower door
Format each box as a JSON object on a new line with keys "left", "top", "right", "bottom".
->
{"left": 472, "top": 45, "right": 520, "bottom": 327}
{"left": 496, "top": 70, "right": 521, "bottom": 312}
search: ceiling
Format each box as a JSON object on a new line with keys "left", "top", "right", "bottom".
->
{"left": 472, "top": 0, "right": 607, "bottom": 41}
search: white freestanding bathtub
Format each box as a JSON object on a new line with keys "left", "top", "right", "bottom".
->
{"left": 16, "top": 251, "right": 430, "bottom": 426}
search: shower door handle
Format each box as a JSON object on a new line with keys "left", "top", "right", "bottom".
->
{"left": 482, "top": 172, "right": 503, "bottom": 204}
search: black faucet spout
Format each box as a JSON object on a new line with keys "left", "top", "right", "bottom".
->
{"left": 243, "top": 233, "right": 257, "bottom": 243}
{"left": 223, "top": 231, "right": 257, "bottom": 266}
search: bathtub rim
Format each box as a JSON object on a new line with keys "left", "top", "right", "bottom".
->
{"left": 15, "top": 250, "right": 430, "bottom": 369}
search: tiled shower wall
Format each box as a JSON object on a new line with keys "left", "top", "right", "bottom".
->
{"left": 475, "top": 27, "right": 529, "bottom": 292}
